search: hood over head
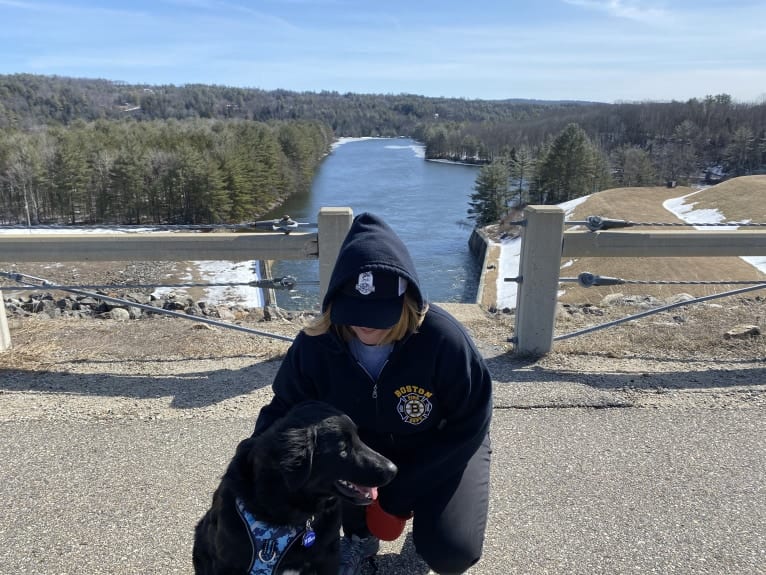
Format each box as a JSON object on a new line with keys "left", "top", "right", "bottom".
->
{"left": 323, "top": 213, "right": 425, "bottom": 328}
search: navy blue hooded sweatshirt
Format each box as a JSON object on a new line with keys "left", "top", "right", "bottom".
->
{"left": 253, "top": 213, "right": 493, "bottom": 516}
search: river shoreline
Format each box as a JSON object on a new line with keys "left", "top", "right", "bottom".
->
{"left": 2, "top": 138, "right": 489, "bottom": 313}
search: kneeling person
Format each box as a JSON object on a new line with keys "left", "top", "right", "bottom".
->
{"left": 254, "top": 212, "right": 493, "bottom": 575}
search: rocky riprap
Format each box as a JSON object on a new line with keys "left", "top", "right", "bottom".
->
{"left": 1, "top": 261, "right": 318, "bottom": 323}
{"left": 3, "top": 290, "right": 310, "bottom": 323}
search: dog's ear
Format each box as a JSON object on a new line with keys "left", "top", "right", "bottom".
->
{"left": 281, "top": 427, "right": 316, "bottom": 491}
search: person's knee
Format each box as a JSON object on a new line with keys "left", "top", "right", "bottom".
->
{"left": 414, "top": 533, "right": 482, "bottom": 574}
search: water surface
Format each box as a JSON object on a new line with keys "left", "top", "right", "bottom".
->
{"left": 263, "top": 138, "right": 481, "bottom": 308}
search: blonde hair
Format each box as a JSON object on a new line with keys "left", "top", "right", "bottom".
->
{"left": 304, "top": 291, "right": 428, "bottom": 344}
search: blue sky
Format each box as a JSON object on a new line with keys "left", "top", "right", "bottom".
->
{"left": 1, "top": 0, "right": 764, "bottom": 103}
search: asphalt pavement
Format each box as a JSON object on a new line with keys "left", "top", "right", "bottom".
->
{"left": 2, "top": 377, "right": 764, "bottom": 575}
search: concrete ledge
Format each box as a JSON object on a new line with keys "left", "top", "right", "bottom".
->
{"left": 469, "top": 228, "right": 500, "bottom": 309}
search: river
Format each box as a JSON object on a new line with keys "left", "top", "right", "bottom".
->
{"left": 262, "top": 137, "right": 482, "bottom": 309}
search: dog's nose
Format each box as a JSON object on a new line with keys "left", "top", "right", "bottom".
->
{"left": 382, "top": 460, "right": 398, "bottom": 481}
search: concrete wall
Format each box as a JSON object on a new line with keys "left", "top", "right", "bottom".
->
{"left": 468, "top": 228, "right": 498, "bottom": 309}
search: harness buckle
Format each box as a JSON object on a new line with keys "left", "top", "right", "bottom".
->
{"left": 257, "top": 540, "right": 278, "bottom": 565}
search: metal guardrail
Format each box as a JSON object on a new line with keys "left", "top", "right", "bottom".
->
{"left": 511, "top": 206, "right": 766, "bottom": 356}
{"left": 0, "top": 207, "right": 354, "bottom": 352}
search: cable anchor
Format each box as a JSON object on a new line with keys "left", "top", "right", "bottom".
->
{"left": 253, "top": 215, "right": 314, "bottom": 234}
{"left": 249, "top": 276, "right": 298, "bottom": 290}
{"left": 585, "top": 216, "right": 634, "bottom": 231}
{"left": 577, "top": 272, "right": 625, "bottom": 288}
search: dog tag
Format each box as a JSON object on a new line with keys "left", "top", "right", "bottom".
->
{"left": 302, "top": 520, "right": 316, "bottom": 548}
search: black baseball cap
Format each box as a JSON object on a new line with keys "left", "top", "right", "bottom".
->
{"left": 330, "top": 270, "right": 408, "bottom": 329}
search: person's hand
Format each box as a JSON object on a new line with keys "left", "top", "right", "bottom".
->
{"left": 365, "top": 499, "right": 413, "bottom": 541}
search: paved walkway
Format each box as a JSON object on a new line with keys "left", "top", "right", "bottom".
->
{"left": 2, "top": 372, "right": 764, "bottom": 575}
{"left": 1, "top": 304, "right": 764, "bottom": 574}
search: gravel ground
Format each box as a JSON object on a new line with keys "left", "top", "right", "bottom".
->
{"left": 2, "top": 294, "right": 764, "bottom": 417}
{"left": 1, "top": 257, "right": 764, "bottom": 416}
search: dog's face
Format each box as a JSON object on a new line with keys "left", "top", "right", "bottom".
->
{"left": 275, "top": 401, "right": 397, "bottom": 505}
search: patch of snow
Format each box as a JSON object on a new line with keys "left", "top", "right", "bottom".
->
{"left": 664, "top": 190, "right": 766, "bottom": 274}
{"left": 331, "top": 136, "right": 384, "bottom": 150}
{"left": 426, "top": 158, "right": 480, "bottom": 166}
{"left": 152, "top": 260, "right": 263, "bottom": 307}
{"left": 384, "top": 143, "right": 426, "bottom": 158}
{"left": 662, "top": 188, "right": 732, "bottom": 228}
{"left": 0, "top": 227, "right": 165, "bottom": 235}
{"left": 495, "top": 235, "right": 521, "bottom": 310}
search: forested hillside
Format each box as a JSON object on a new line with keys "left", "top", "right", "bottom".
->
{"left": 0, "top": 117, "right": 332, "bottom": 225}
{"left": 0, "top": 73, "right": 582, "bottom": 134}
{"left": 1, "top": 74, "right": 765, "bottom": 226}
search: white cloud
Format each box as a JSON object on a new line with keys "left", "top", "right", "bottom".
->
{"left": 563, "top": 0, "right": 671, "bottom": 24}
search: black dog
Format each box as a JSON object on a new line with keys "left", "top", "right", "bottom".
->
{"left": 193, "top": 401, "right": 397, "bottom": 574}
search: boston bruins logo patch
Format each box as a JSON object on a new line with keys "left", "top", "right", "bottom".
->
{"left": 396, "top": 391, "right": 433, "bottom": 425}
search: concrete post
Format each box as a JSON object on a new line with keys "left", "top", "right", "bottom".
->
{"left": 0, "top": 295, "right": 11, "bottom": 351}
{"left": 317, "top": 207, "right": 353, "bottom": 303}
{"left": 514, "top": 205, "right": 565, "bottom": 356}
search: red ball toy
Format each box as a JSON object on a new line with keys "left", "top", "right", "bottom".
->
{"left": 365, "top": 499, "right": 411, "bottom": 541}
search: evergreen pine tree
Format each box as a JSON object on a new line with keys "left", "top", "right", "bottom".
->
{"left": 467, "top": 161, "right": 510, "bottom": 227}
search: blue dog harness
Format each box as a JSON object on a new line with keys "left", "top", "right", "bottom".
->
{"left": 235, "top": 497, "right": 316, "bottom": 574}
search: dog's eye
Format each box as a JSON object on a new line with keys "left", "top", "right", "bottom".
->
{"left": 339, "top": 449, "right": 348, "bottom": 458}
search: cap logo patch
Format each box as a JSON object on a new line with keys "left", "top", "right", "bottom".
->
{"left": 355, "top": 271, "right": 375, "bottom": 296}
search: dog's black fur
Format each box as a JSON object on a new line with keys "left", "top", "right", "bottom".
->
{"left": 193, "top": 401, "right": 397, "bottom": 575}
